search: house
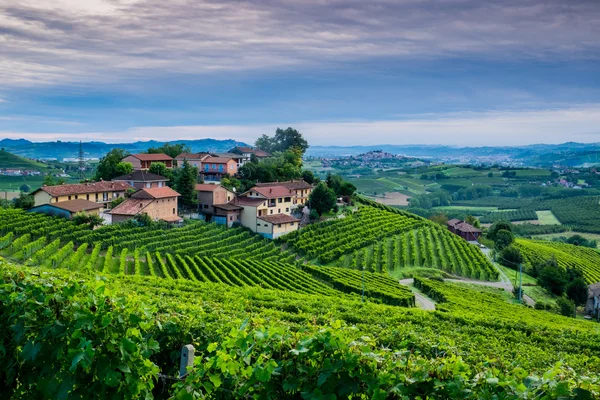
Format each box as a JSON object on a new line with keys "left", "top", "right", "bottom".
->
{"left": 200, "top": 156, "right": 238, "bottom": 182}
{"left": 585, "top": 282, "right": 600, "bottom": 316}
{"left": 254, "top": 180, "right": 313, "bottom": 205}
{"left": 196, "top": 184, "right": 241, "bottom": 227}
{"left": 28, "top": 199, "right": 104, "bottom": 219}
{"left": 109, "top": 187, "right": 181, "bottom": 223}
{"left": 447, "top": 219, "right": 482, "bottom": 241}
{"left": 174, "top": 152, "right": 212, "bottom": 169}
{"left": 231, "top": 185, "right": 299, "bottom": 238}
{"left": 229, "top": 146, "right": 271, "bottom": 167}
{"left": 112, "top": 170, "right": 169, "bottom": 190}
{"left": 32, "top": 181, "right": 132, "bottom": 207}
{"left": 122, "top": 153, "right": 173, "bottom": 170}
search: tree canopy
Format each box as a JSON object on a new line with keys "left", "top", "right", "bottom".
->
{"left": 174, "top": 159, "right": 198, "bottom": 208}
{"left": 115, "top": 162, "right": 134, "bottom": 176}
{"left": 255, "top": 127, "right": 309, "bottom": 155}
{"left": 309, "top": 182, "right": 336, "bottom": 216}
{"left": 94, "top": 148, "right": 130, "bottom": 181}
{"left": 147, "top": 143, "right": 191, "bottom": 159}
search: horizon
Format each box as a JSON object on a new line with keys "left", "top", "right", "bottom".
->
{"left": 1, "top": 0, "right": 599, "bottom": 146}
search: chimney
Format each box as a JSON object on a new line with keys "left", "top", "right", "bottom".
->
{"left": 269, "top": 188, "right": 272, "bottom": 193}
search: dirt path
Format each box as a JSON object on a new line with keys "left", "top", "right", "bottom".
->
{"left": 398, "top": 279, "right": 436, "bottom": 310}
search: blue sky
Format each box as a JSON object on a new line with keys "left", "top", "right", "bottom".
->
{"left": 1, "top": 0, "right": 599, "bottom": 146}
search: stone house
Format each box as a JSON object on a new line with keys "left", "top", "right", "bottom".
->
{"left": 109, "top": 187, "right": 181, "bottom": 223}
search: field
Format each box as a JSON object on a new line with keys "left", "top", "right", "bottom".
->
{"left": 535, "top": 210, "right": 561, "bottom": 225}
{"left": 532, "top": 231, "right": 600, "bottom": 248}
{"left": 480, "top": 209, "right": 538, "bottom": 223}
{"left": 363, "top": 191, "right": 410, "bottom": 205}
{"left": 515, "top": 238, "right": 600, "bottom": 284}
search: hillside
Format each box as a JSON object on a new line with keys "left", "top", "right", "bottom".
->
{"left": 0, "top": 149, "right": 48, "bottom": 170}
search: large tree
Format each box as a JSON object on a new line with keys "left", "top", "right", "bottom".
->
{"left": 254, "top": 127, "right": 309, "bottom": 155}
{"left": 95, "top": 148, "right": 129, "bottom": 181}
{"left": 14, "top": 193, "right": 34, "bottom": 210}
{"left": 147, "top": 142, "right": 191, "bottom": 159}
{"left": 537, "top": 257, "right": 568, "bottom": 296}
{"left": 115, "top": 162, "right": 134, "bottom": 176}
{"left": 148, "top": 162, "right": 175, "bottom": 185}
{"left": 494, "top": 229, "right": 514, "bottom": 251}
{"left": 566, "top": 277, "right": 589, "bottom": 306}
{"left": 174, "top": 159, "right": 198, "bottom": 208}
{"left": 309, "top": 182, "right": 336, "bottom": 216}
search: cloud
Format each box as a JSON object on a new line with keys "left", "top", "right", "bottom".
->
{"left": 2, "top": 104, "right": 599, "bottom": 146}
{"left": 1, "top": 0, "right": 599, "bottom": 88}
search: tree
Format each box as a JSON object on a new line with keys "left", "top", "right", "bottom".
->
{"left": 566, "top": 277, "right": 589, "bottom": 306}
{"left": 220, "top": 174, "right": 242, "bottom": 193}
{"left": 72, "top": 212, "right": 104, "bottom": 228}
{"left": 325, "top": 173, "right": 343, "bottom": 195}
{"left": 43, "top": 175, "right": 65, "bottom": 187}
{"left": 339, "top": 181, "right": 356, "bottom": 197}
{"left": 309, "top": 182, "right": 336, "bottom": 216}
{"left": 556, "top": 297, "right": 575, "bottom": 317}
{"left": 301, "top": 170, "right": 315, "bottom": 184}
{"left": 19, "top": 184, "right": 31, "bottom": 193}
{"left": 487, "top": 221, "right": 512, "bottom": 241}
{"left": 95, "top": 148, "right": 129, "bottom": 181}
{"left": 115, "top": 162, "right": 134, "bottom": 176}
{"left": 174, "top": 159, "right": 198, "bottom": 208}
{"left": 429, "top": 213, "right": 449, "bottom": 226}
{"left": 537, "top": 258, "right": 568, "bottom": 296}
{"left": 255, "top": 127, "right": 309, "bottom": 155}
{"left": 109, "top": 196, "right": 126, "bottom": 209}
{"left": 147, "top": 143, "right": 191, "bottom": 159}
{"left": 498, "top": 245, "right": 523, "bottom": 269}
{"left": 494, "top": 229, "right": 514, "bottom": 250}
{"left": 148, "top": 162, "right": 175, "bottom": 183}
{"left": 14, "top": 193, "right": 34, "bottom": 209}
{"left": 487, "top": 172, "right": 494, "bottom": 178}
{"left": 465, "top": 215, "right": 480, "bottom": 228}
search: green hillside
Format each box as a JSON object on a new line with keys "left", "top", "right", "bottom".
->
{"left": 0, "top": 149, "right": 47, "bottom": 170}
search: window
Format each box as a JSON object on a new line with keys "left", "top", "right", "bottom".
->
{"left": 218, "top": 165, "right": 223, "bottom": 172}
{"left": 264, "top": 224, "right": 268, "bottom": 227}
{"left": 95, "top": 194, "right": 99, "bottom": 201}
{"left": 277, "top": 224, "right": 281, "bottom": 228}
{"left": 173, "top": 208, "right": 175, "bottom": 214}
{"left": 278, "top": 209, "right": 281, "bottom": 213}
{"left": 270, "top": 210, "right": 273, "bottom": 215}
{"left": 146, "top": 183, "right": 151, "bottom": 188}
{"left": 103, "top": 192, "right": 108, "bottom": 201}
{"left": 212, "top": 164, "right": 216, "bottom": 169}
{"left": 86, "top": 194, "right": 89, "bottom": 200}
{"left": 284, "top": 197, "right": 291, "bottom": 202}
{"left": 290, "top": 222, "right": 294, "bottom": 226}
{"left": 204, "top": 204, "right": 209, "bottom": 209}
{"left": 205, "top": 165, "right": 209, "bottom": 171}
{"left": 68, "top": 195, "right": 72, "bottom": 200}
{"left": 286, "top": 208, "right": 289, "bottom": 212}
{"left": 159, "top": 182, "right": 163, "bottom": 187}
{"left": 229, "top": 164, "right": 234, "bottom": 170}
{"left": 229, "top": 216, "right": 233, "bottom": 221}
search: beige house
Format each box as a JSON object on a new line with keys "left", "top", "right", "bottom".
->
{"left": 174, "top": 152, "right": 212, "bottom": 169}
{"left": 122, "top": 153, "right": 173, "bottom": 170}
{"left": 32, "top": 181, "right": 132, "bottom": 207}
{"left": 109, "top": 187, "right": 181, "bottom": 223}
{"left": 254, "top": 180, "right": 313, "bottom": 205}
{"left": 231, "top": 185, "right": 299, "bottom": 238}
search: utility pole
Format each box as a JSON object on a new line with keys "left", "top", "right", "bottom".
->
{"left": 518, "top": 263, "right": 523, "bottom": 303}
{"left": 78, "top": 141, "right": 86, "bottom": 181}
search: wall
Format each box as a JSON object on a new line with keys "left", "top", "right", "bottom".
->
{"left": 33, "top": 190, "right": 53, "bottom": 207}
{"left": 142, "top": 197, "right": 178, "bottom": 220}
{"left": 46, "top": 190, "right": 126, "bottom": 205}
{"left": 122, "top": 156, "right": 142, "bottom": 170}
{"left": 272, "top": 221, "right": 299, "bottom": 238}
{"left": 239, "top": 204, "right": 259, "bottom": 232}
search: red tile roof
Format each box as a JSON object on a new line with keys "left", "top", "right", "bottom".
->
{"left": 110, "top": 198, "right": 153, "bottom": 215}
{"left": 204, "top": 156, "right": 235, "bottom": 164}
{"left": 34, "top": 181, "right": 131, "bottom": 197}
{"left": 213, "top": 203, "right": 243, "bottom": 211}
{"left": 112, "top": 170, "right": 169, "bottom": 182}
{"left": 131, "top": 187, "right": 180, "bottom": 199}
{"left": 255, "top": 180, "right": 313, "bottom": 190}
{"left": 195, "top": 184, "right": 220, "bottom": 192}
{"left": 447, "top": 218, "right": 461, "bottom": 227}
{"left": 47, "top": 199, "right": 103, "bottom": 213}
{"left": 233, "top": 146, "right": 271, "bottom": 157}
{"left": 455, "top": 222, "right": 482, "bottom": 233}
{"left": 175, "top": 152, "right": 211, "bottom": 160}
{"left": 128, "top": 153, "right": 173, "bottom": 161}
{"left": 251, "top": 186, "right": 295, "bottom": 199}
{"left": 258, "top": 214, "right": 300, "bottom": 224}
{"left": 230, "top": 197, "right": 266, "bottom": 207}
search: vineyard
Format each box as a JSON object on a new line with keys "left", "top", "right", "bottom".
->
{"left": 2, "top": 260, "right": 599, "bottom": 398}
{"left": 336, "top": 225, "right": 498, "bottom": 280}
{"left": 531, "top": 196, "right": 600, "bottom": 233}
{"left": 479, "top": 209, "right": 538, "bottom": 223}
{"left": 515, "top": 239, "right": 600, "bottom": 284}
{"left": 280, "top": 206, "right": 424, "bottom": 264}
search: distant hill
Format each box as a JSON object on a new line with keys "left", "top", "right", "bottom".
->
{"left": 0, "top": 149, "right": 49, "bottom": 170}
{"left": 0, "top": 138, "right": 249, "bottom": 160}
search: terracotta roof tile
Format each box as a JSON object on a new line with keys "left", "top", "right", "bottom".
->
{"left": 131, "top": 187, "right": 180, "bottom": 199}
{"left": 46, "top": 199, "right": 103, "bottom": 213}
{"left": 251, "top": 186, "right": 295, "bottom": 199}
{"left": 230, "top": 197, "right": 265, "bottom": 206}
{"left": 204, "top": 156, "right": 235, "bottom": 164}
{"left": 175, "top": 152, "right": 211, "bottom": 160}
{"left": 110, "top": 198, "right": 153, "bottom": 215}
{"left": 255, "top": 180, "right": 312, "bottom": 190}
{"left": 258, "top": 214, "right": 300, "bottom": 224}
{"left": 455, "top": 222, "right": 482, "bottom": 233}
{"left": 195, "top": 184, "right": 220, "bottom": 192}
{"left": 35, "top": 181, "right": 131, "bottom": 197}
{"left": 128, "top": 153, "right": 173, "bottom": 161}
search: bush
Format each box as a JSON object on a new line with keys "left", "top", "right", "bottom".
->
{"left": 557, "top": 297, "right": 576, "bottom": 318}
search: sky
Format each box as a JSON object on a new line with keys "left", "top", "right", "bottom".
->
{"left": 0, "top": 0, "right": 599, "bottom": 146}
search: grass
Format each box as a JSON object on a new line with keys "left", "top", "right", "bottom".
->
{"left": 451, "top": 282, "right": 517, "bottom": 303}
{"left": 531, "top": 232, "right": 600, "bottom": 248}
{"left": 535, "top": 210, "right": 561, "bottom": 225}
{"left": 496, "top": 264, "right": 558, "bottom": 307}
{"left": 388, "top": 267, "right": 453, "bottom": 280}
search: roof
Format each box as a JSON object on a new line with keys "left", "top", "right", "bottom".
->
{"left": 258, "top": 214, "right": 300, "bottom": 224}
{"left": 455, "top": 222, "right": 482, "bottom": 233}
{"left": 215, "top": 152, "right": 244, "bottom": 159}
{"left": 255, "top": 180, "right": 313, "bottom": 190}
{"left": 109, "top": 198, "right": 153, "bottom": 215}
{"left": 127, "top": 153, "right": 173, "bottom": 161}
{"left": 213, "top": 203, "right": 244, "bottom": 211}
{"left": 230, "top": 197, "right": 265, "bottom": 207}
{"left": 160, "top": 215, "right": 183, "bottom": 222}
{"left": 195, "top": 184, "right": 222, "bottom": 192}
{"left": 447, "top": 219, "right": 462, "bottom": 226}
{"left": 34, "top": 181, "right": 131, "bottom": 197}
{"left": 204, "top": 156, "right": 235, "bottom": 164}
{"left": 175, "top": 152, "right": 212, "bottom": 160}
{"left": 112, "top": 170, "right": 169, "bottom": 182}
{"left": 131, "top": 187, "right": 180, "bottom": 199}
{"left": 250, "top": 186, "right": 295, "bottom": 199}
{"left": 44, "top": 199, "right": 103, "bottom": 213}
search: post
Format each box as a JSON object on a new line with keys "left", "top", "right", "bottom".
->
{"left": 180, "top": 344, "right": 195, "bottom": 378}
{"left": 518, "top": 263, "right": 523, "bottom": 303}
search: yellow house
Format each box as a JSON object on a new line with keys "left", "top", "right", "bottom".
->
{"left": 32, "top": 181, "right": 132, "bottom": 207}
{"left": 254, "top": 180, "right": 313, "bottom": 205}
{"left": 231, "top": 185, "right": 299, "bottom": 238}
